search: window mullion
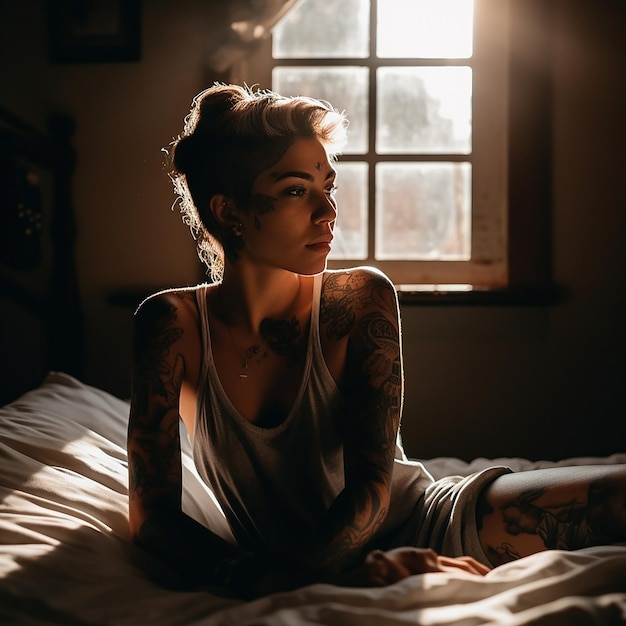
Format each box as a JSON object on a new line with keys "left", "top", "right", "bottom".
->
{"left": 368, "top": 0, "right": 378, "bottom": 263}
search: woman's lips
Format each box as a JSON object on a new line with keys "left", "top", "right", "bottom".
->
{"left": 306, "top": 240, "right": 332, "bottom": 252}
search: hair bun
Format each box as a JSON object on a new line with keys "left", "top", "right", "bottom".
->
{"left": 171, "top": 133, "right": 202, "bottom": 175}
{"left": 196, "top": 86, "right": 240, "bottom": 127}
{"left": 173, "top": 85, "right": 246, "bottom": 175}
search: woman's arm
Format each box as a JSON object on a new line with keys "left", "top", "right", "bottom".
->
{"left": 128, "top": 292, "right": 247, "bottom": 591}
{"left": 307, "top": 268, "right": 403, "bottom": 580}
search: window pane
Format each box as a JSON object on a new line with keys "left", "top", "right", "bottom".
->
{"left": 375, "top": 163, "right": 471, "bottom": 260}
{"left": 377, "top": 0, "right": 473, "bottom": 58}
{"left": 377, "top": 67, "right": 472, "bottom": 154}
{"left": 273, "top": 0, "right": 370, "bottom": 59}
{"left": 273, "top": 67, "right": 369, "bottom": 154}
{"left": 330, "top": 162, "right": 368, "bottom": 260}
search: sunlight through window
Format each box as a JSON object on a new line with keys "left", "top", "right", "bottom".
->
{"left": 377, "top": 0, "right": 474, "bottom": 58}
{"left": 255, "top": 0, "right": 510, "bottom": 286}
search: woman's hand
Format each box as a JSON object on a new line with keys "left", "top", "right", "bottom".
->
{"left": 246, "top": 547, "right": 489, "bottom": 597}
{"left": 345, "top": 547, "right": 490, "bottom": 587}
{"left": 365, "top": 548, "right": 490, "bottom": 584}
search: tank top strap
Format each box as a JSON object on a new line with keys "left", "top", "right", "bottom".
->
{"left": 195, "top": 283, "right": 213, "bottom": 386}
{"left": 308, "top": 272, "right": 339, "bottom": 395}
{"left": 195, "top": 283, "right": 211, "bottom": 323}
{"left": 310, "top": 272, "right": 322, "bottom": 339}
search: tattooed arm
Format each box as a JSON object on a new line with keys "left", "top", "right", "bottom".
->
{"left": 308, "top": 268, "right": 403, "bottom": 581}
{"left": 127, "top": 292, "right": 248, "bottom": 592}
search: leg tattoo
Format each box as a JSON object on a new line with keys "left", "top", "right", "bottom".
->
{"left": 479, "top": 475, "right": 626, "bottom": 565}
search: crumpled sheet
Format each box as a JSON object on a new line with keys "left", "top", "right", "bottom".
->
{"left": 1, "top": 372, "right": 624, "bottom": 626}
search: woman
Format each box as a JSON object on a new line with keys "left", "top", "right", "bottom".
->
{"left": 127, "top": 84, "right": 626, "bottom": 599}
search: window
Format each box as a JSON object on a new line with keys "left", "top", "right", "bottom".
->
{"left": 233, "top": 0, "right": 552, "bottom": 295}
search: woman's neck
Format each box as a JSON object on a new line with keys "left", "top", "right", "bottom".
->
{"left": 216, "top": 267, "right": 309, "bottom": 333}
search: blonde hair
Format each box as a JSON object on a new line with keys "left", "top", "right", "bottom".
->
{"left": 167, "top": 83, "right": 348, "bottom": 283}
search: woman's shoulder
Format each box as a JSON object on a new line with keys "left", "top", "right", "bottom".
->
{"left": 136, "top": 283, "right": 213, "bottom": 310}
{"left": 134, "top": 283, "right": 214, "bottom": 329}
{"left": 320, "top": 267, "right": 398, "bottom": 336}
{"left": 321, "top": 266, "right": 395, "bottom": 297}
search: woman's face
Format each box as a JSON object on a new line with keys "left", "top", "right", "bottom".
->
{"left": 238, "top": 137, "right": 338, "bottom": 276}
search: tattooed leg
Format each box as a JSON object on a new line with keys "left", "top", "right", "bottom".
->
{"left": 476, "top": 465, "right": 626, "bottom": 566}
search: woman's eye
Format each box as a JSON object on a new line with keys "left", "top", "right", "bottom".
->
{"left": 283, "top": 184, "right": 337, "bottom": 198}
{"left": 286, "top": 187, "right": 307, "bottom": 197}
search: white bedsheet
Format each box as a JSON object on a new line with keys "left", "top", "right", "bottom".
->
{"left": 1, "top": 372, "right": 625, "bottom": 625}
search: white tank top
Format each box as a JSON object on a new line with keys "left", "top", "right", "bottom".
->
{"left": 192, "top": 273, "right": 432, "bottom": 555}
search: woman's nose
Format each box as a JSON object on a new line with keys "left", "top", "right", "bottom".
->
{"left": 314, "top": 193, "right": 337, "bottom": 223}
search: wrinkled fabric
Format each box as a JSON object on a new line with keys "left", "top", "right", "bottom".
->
{"left": 2, "top": 373, "right": 626, "bottom": 625}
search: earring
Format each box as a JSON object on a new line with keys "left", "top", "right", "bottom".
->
{"left": 233, "top": 223, "right": 243, "bottom": 236}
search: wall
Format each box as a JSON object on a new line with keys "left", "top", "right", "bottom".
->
{"left": 402, "top": 0, "right": 626, "bottom": 461}
{"left": 2, "top": 0, "right": 624, "bottom": 461}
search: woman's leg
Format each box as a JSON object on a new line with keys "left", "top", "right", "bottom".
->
{"left": 476, "top": 465, "right": 626, "bottom": 567}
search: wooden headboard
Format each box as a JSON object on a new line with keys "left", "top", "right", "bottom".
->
{"left": 0, "top": 107, "right": 82, "bottom": 404}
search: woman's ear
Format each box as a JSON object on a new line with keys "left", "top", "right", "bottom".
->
{"left": 210, "top": 194, "right": 245, "bottom": 262}
{"left": 209, "top": 194, "right": 240, "bottom": 230}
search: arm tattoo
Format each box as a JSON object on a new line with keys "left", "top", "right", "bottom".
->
{"left": 347, "top": 311, "right": 402, "bottom": 465}
{"left": 317, "top": 272, "right": 403, "bottom": 572}
{"left": 320, "top": 272, "right": 397, "bottom": 340}
{"left": 128, "top": 296, "right": 186, "bottom": 514}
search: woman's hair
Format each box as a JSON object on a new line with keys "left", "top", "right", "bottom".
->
{"left": 167, "top": 83, "right": 348, "bottom": 282}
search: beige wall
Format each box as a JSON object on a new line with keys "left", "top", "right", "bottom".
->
{"left": 2, "top": 1, "right": 624, "bottom": 461}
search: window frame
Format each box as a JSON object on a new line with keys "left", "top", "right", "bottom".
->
{"left": 231, "top": 0, "right": 555, "bottom": 304}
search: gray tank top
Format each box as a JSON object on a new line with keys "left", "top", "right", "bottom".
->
{"left": 193, "top": 274, "right": 433, "bottom": 555}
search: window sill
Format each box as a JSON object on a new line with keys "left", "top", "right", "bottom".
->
{"left": 109, "top": 285, "right": 562, "bottom": 309}
{"left": 396, "top": 284, "right": 562, "bottom": 306}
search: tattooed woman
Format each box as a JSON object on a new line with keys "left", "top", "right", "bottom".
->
{"left": 127, "top": 84, "right": 626, "bottom": 599}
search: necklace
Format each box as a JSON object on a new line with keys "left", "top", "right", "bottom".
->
{"left": 219, "top": 277, "right": 302, "bottom": 380}
{"left": 226, "top": 327, "right": 265, "bottom": 379}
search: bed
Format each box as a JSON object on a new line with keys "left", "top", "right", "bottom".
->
{"left": 1, "top": 372, "right": 625, "bottom": 626}
{"left": 1, "top": 109, "right": 625, "bottom": 626}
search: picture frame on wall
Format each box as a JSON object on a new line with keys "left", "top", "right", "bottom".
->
{"left": 48, "top": 0, "right": 141, "bottom": 64}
